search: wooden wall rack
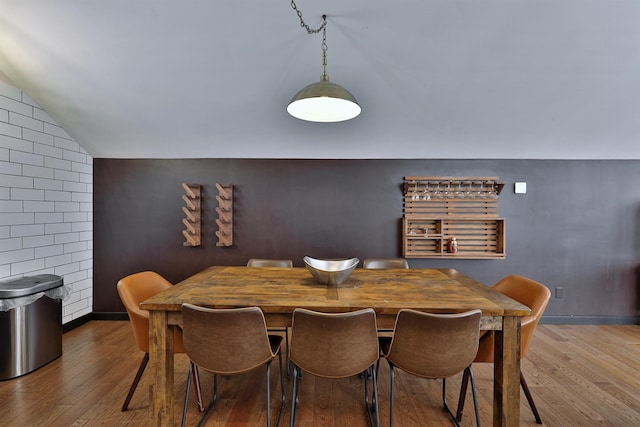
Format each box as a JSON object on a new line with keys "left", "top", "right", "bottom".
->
{"left": 402, "top": 176, "right": 505, "bottom": 259}
{"left": 215, "top": 183, "right": 233, "bottom": 247}
{"left": 182, "top": 183, "right": 201, "bottom": 246}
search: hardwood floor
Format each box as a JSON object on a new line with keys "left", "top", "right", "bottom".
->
{"left": 0, "top": 321, "right": 638, "bottom": 426}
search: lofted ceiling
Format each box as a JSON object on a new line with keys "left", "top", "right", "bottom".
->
{"left": 1, "top": 0, "right": 640, "bottom": 159}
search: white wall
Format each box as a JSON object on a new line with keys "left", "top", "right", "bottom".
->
{"left": 0, "top": 81, "right": 92, "bottom": 324}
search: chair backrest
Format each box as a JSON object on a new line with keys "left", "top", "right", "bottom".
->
{"left": 289, "top": 308, "right": 379, "bottom": 378}
{"left": 247, "top": 259, "right": 294, "bottom": 268}
{"left": 117, "top": 271, "right": 183, "bottom": 353}
{"left": 385, "top": 309, "right": 482, "bottom": 378}
{"left": 362, "top": 258, "right": 409, "bottom": 269}
{"left": 474, "top": 275, "right": 551, "bottom": 362}
{"left": 181, "top": 303, "right": 276, "bottom": 375}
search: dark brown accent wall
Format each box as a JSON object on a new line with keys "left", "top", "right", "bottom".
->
{"left": 94, "top": 159, "right": 640, "bottom": 323}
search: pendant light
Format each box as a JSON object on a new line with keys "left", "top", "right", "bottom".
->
{"left": 287, "top": 8, "right": 361, "bottom": 122}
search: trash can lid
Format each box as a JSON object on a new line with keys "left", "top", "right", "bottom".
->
{"left": 0, "top": 274, "right": 64, "bottom": 298}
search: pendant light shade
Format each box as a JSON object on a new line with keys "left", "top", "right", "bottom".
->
{"left": 286, "top": 10, "right": 361, "bottom": 123}
{"left": 287, "top": 79, "right": 361, "bottom": 123}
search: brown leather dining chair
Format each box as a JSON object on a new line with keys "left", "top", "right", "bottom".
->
{"left": 456, "top": 275, "right": 551, "bottom": 425}
{"left": 180, "top": 303, "right": 286, "bottom": 427}
{"left": 247, "top": 258, "right": 294, "bottom": 268}
{"left": 362, "top": 258, "right": 409, "bottom": 269}
{"left": 116, "top": 271, "right": 203, "bottom": 412}
{"left": 288, "top": 308, "right": 380, "bottom": 427}
{"left": 380, "top": 309, "right": 482, "bottom": 427}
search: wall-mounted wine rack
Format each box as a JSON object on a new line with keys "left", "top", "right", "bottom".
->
{"left": 215, "top": 183, "right": 233, "bottom": 247}
{"left": 402, "top": 176, "right": 506, "bottom": 259}
{"left": 182, "top": 183, "right": 201, "bottom": 246}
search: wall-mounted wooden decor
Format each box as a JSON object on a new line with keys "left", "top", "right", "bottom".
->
{"left": 182, "top": 183, "right": 201, "bottom": 246}
{"left": 215, "top": 183, "right": 233, "bottom": 247}
{"left": 402, "top": 176, "right": 505, "bottom": 259}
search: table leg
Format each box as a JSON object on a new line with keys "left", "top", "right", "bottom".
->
{"left": 493, "top": 316, "right": 521, "bottom": 426}
{"left": 149, "top": 310, "right": 174, "bottom": 426}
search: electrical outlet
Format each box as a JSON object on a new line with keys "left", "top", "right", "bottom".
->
{"left": 555, "top": 287, "right": 564, "bottom": 299}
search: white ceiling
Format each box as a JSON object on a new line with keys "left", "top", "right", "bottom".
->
{"left": 1, "top": 0, "right": 639, "bottom": 159}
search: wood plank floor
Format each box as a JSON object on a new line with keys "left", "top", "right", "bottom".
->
{"left": 0, "top": 321, "right": 638, "bottom": 426}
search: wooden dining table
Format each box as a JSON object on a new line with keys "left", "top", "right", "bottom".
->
{"left": 140, "top": 266, "right": 531, "bottom": 426}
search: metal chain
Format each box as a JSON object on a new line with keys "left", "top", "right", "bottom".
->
{"left": 322, "top": 20, "right": 327, "bottom": 52}
{"left": 321, "top": 20, "right": 328, "bottom": 79}
{"left": 290, "top": 0, "right": 326, "bottom": 34}
{"left": 290, "top": 1, "right": 330, "bottom": 79}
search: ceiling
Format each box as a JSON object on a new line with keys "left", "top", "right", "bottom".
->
{"left": 1, "top": 0, "right": 640, "bottom": 159}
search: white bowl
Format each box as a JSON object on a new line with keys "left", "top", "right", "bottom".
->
{"left": 303, "top": 256, "right": 360, "bottom": 285}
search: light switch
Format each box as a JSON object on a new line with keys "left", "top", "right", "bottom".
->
{"left": 514, "top": 182, "right": 527, "bottom": 194}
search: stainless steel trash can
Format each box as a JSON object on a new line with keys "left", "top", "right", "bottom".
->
{"left": 0, "top": 274, "right": 63, "bottom": 380}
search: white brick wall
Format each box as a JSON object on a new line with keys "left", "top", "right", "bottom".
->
{"left": 0, "top": 81, "right": 92, "bottom": 324}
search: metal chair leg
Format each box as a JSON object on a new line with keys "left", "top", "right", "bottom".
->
{"left": 456, "top": 367, "right": 470, "bottom": 421}
{"left": 182, "top": 363, "right": 219, "bottom": 427}
{"left": 275, "top": 348, "right": 287, "bottom": 427}
{"left": 467, "top": 367, "right": 482, "bottom": 427}
{"left": 442, "top": 378, "right": 462, "bottom": 427}
{"left": 290, "top": 366, "right": 301, "bottom": 427}
{"left": 196, "top": 374, "right": 219, "bottom": 427}
{"left": 121, "top": 353, "right": 149, "bottom": 411}
{"left": 192, "top": 364, "right": 205, "bottom": 412}
{"left": 453, "top": 366, "right": 481, "bottom": 427}
{"left": 123, "top": 353, "right": 203, "bottom": 413}
{"left": 389, "top": 364, "right": 396, "bottom": 427}
{"left": 521, "top": 371, "right": 543, "bottom": 424}
{"left": 365, "top": 366, "right": 380, "bottom": 427}
{"left": 458, "top": 368, "right": 542, "bottom": 425}
{"left": 285, "top": 328, "right": 291, "bottom": 378}
{"left": 266, "top": 361, "right": 272, "bottom": 427}
{"left": 181, "top": 362, "right": 194, "bottom": 427}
